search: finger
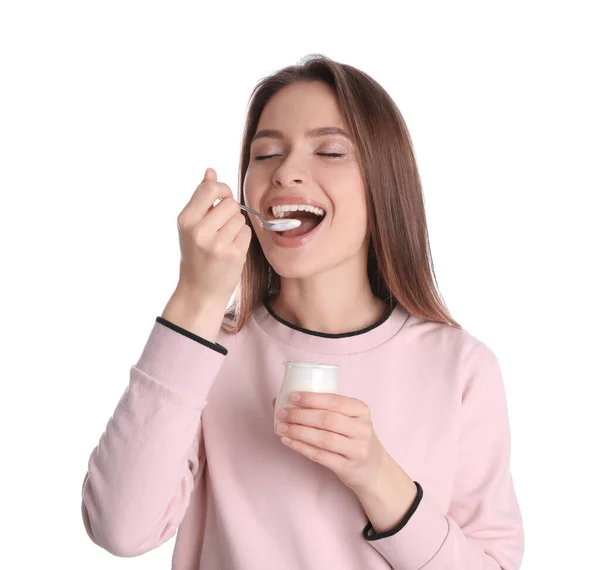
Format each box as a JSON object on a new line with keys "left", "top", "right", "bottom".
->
{"left": 198, "top": 197, "right": 241, "bottom": 234}
{"left": 232, "top": 222, "right": 252, "bottom": 251}
{"left": 279, "top": 426, "right": 353, "bottom": 462}
{"left": 281, "top": 407, "right": 358, "bottom": 438}
{"left": 280, "top": 437, "right": 344, "bottom": 471}
{"left": 216, "top": 211, "right": 248, "bottom": 244}
{"left": 289, "top": 392, "right": 369, "bottom": 418}
{"left": 184, "top": 169, "right": 233, "bottom": 220}
{"left": 279, "top": 424, "right": 355, "bottom": 458}
{"left": 203, "top": 167, "right": 217, "bottom": 183}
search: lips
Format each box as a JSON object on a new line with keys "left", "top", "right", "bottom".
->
{"left": 261, "top": 195, "right": 328, "bottom": 248}
{"left": 268, "top": 216, "right": 325, "bottom": 247}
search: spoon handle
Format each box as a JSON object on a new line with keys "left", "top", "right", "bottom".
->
{"left": 239, "top": 203, "right": 265, "bottom": 223}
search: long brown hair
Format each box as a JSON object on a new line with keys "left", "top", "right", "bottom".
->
{"left": 224, "top": 54, "right": 460, "bottom": 332}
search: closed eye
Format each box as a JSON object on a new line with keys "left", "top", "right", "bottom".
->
{"left": 254, "top": 153, "right": 345, "bottom": 161}
{"left": 254, "top": 154, "right": 279, "bottom": 161}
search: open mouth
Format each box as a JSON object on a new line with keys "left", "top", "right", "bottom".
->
{"left": 269, "top": 204, "right": 326, "bottom": 238}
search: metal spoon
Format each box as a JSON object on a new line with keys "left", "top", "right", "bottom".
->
{"left": 239, "top": 204, "right": 301, "bottom": 232}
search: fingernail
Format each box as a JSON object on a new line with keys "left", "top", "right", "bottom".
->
{"left": 289, "top": 393, "right": 301, "bottom": 402}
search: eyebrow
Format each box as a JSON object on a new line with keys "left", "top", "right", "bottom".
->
{"left": 251, "top": 126, "right": 351, "bottom": 143}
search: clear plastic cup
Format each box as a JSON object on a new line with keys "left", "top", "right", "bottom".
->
{"left": 274, "top": 361, "right": 340, "bottom": 430}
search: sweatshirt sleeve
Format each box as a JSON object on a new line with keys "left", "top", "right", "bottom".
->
{"left": 81, "top": 318, "right": 227, "bottom": 557}
{"left": 364, "top": 341, "right": 525, "bottom": 570}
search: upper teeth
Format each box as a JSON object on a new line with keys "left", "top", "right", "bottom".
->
{"left": 271, "top": 204, "right": 325, "bottom": 218}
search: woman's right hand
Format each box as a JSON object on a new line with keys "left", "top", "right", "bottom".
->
{"left": 161, "top": 168, "right": 252, "bottom": 341}
{"left": 175, "top": 167, "right": 252, "bottom": 304}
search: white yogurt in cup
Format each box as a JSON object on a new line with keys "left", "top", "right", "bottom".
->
{"left": 274, "top": 361, "right": 340, "bottom": 430}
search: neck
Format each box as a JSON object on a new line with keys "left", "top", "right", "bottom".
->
{"left": 269, "top": 256, "right": 389, "bottom": 335}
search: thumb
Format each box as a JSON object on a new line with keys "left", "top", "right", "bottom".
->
{"left": 203, "top": 167, "right": 217, "bottom": 182}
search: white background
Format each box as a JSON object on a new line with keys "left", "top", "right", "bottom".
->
{"left": 1, "top": 1, "right": 598, "bottom": 568}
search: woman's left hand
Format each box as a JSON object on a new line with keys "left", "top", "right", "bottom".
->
{"left": 272, "top": 391, "right": 391, "bottom": 493}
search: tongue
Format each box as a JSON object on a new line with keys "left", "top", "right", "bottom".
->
{"left": 279, "top": 213, "right": 321, "bottom": 238}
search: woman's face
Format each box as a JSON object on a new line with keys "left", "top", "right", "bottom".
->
{"left": 243, "top": 81, "right": 369, "bottom": 280}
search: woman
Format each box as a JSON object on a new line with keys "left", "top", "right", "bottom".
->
{"left": 81, "top": 54, "right": 524, "bottom": 569}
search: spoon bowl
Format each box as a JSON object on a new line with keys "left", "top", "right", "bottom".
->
{"left": 239, "top": 204, "right": 301, "bottom": 232}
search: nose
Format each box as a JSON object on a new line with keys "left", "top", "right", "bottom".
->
{"left": 271, "top": 154, "right": 307, "bottom": 188}
{"left": 275, "top": 177, "right": 302, "bottom": 188}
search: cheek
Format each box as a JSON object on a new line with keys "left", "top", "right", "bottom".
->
{"left": 243, "top": 169, "right": 263, "bottom": 208}
{"left": 332, "top": 185, "right": 368, "bottom": 230}
{"left": 326, "top": 193, "right": 369, "bottom": 258}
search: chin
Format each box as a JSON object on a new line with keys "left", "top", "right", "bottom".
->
{"left": 269, "top": 256, "right": 328, "bottom": 280}
{"left": 258, "top": 226, "right": 368, "bottom": 281}
{"left": 268, "top": 248, "right": 360, "bottom": 282}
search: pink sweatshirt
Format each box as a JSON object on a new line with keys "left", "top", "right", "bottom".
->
{"left": 81, "top": 301, "right": 524, "bottom": 569}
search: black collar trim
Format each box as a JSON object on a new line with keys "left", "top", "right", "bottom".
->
{"left": 263, "top": 299, "right": 396, "bottom": 339}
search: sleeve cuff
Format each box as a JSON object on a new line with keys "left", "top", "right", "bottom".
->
{"left": 134, "top": 318, "right": 227, "bottom": 402}
{"left": 362, "top": 481, "right": 423, "bottom": 541}
{"left": 363, "top": 483, "right": 449, "bottom": 569}
{"left": 155, "top": 316, "right": 228, "bottom": 355}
